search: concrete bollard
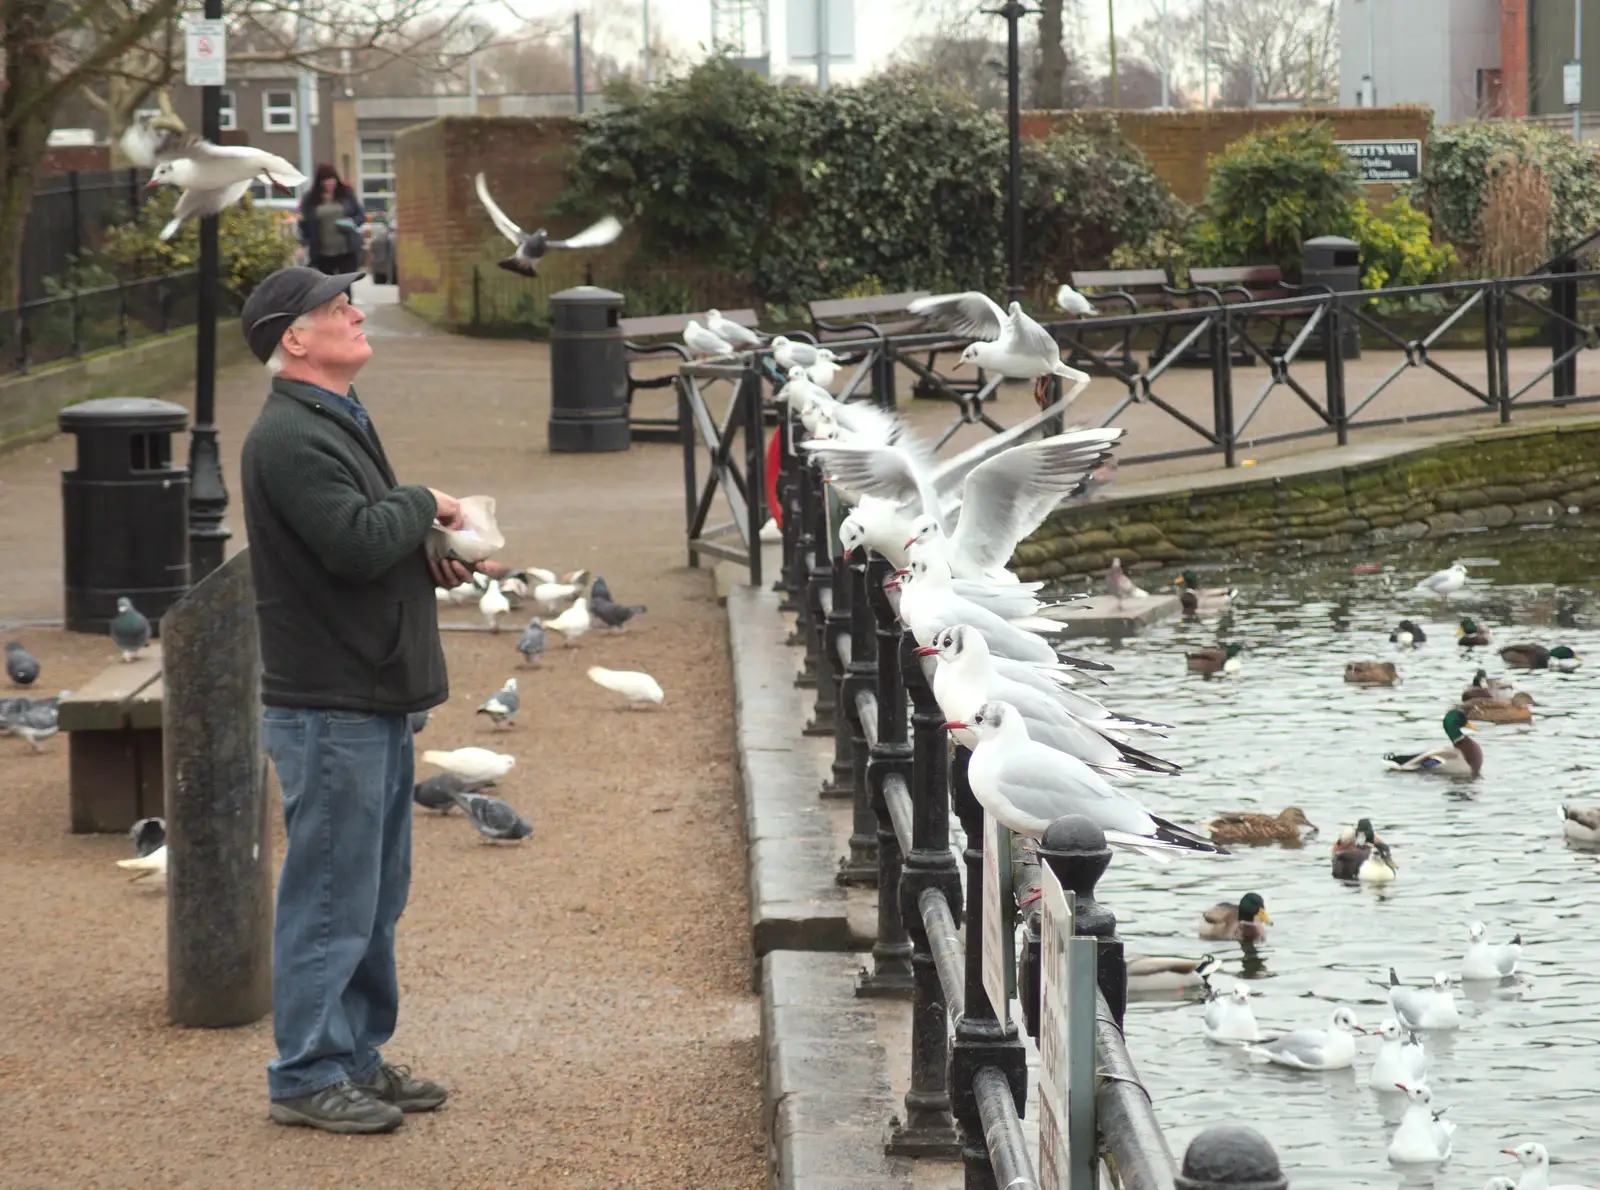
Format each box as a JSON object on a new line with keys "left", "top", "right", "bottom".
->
{"left": 1176, "top": 1124, "right": 1288, "bottom": 1190}
{"left": 163, "top": 550, "right": 273, "bottom": 1027}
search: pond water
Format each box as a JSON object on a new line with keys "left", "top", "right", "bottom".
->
{"left": 1069, "top": 530, "right": 1600, "bottom": 1190}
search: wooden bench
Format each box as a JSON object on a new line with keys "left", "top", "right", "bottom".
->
{"left": 620, "top": 308, "right": 762, "bottom": 443}
{"left": 58, "top": 645, "right": 165, "bottom": 834}
{"left": 807, "top": 292, "right": 931, "bottom": 341}
{"left": 1065, "top": 268, "right": 1174, "bottom": 371}
{"left": 1166, "top": 266, "right": 1332, "bottom": 364}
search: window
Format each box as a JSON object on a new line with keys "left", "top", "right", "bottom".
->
{"left": 263, "top": 89, "right": 297, "bottom": 131}
{"left": 219, "top": 89, "right": 236, "bottom": 131}
{"left": 358, "top": 135, "right": 395, "bottom": 214}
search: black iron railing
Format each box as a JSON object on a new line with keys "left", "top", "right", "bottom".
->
{"left": 0, "top": 271, "right": 206, "bottom": 377}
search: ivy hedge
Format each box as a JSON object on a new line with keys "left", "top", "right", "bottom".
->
{"left": 564, "top": 60, "right": 1186, "bottom": 306}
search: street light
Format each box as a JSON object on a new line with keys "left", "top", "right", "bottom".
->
{"left": 189, "top": 0, "right": 229, "bottom": 584}
{"left": 984, "top": 0, "right": 1042, "bottom": 308}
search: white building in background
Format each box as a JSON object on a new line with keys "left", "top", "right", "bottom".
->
{"left": 1337, "top": 0, "right": 1501, "bottom": 122}
{"left": 703, "top": 0, "right": 892, "bottom": 87}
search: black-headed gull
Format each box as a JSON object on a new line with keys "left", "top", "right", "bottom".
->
{"left": 122, "top": 114, "right": 306, "bottom": 241}
{"left": 1462, "top": 921, "right": 1522, "bottom": 980}
{"left": 473, "top": 172, "right": 622, "bottom": 276}
{"left": 1368, "top": 1020, "right": 1428, "bottom": 1091}
{"left": 893, "top": 555, "right": 1061, "bottom": 664}
{"left": 771, "top": 336, "right": 840, "bottom": 385}
{"left": 907, "top": 291, "right": 1091, "bottom": 406}
{"left": 1056, "top": 283, "right": 1097, "bottom": 316}
{"left": 1500, "top": 1142, "right": 1596, "bottom": 1190}
{"left": 1387, "top": 1083, "right": 1455, "bottom": 1165}
{"left": 1418, "top": 562, "right": 1468, "bottom": 600}
{"left": 951, "top": 700, "right": 1221, "bottom": 862}
{"left": 1388, "top": 969, "right": 1461, "bottom": 1030}
{"left": 1202, "top": 984, "right": 1261, "bottom": 1043}
{"left": 1245, "top": 1007, "right": 1366, "bottom": 1070}
{"left": 707, "top": 309, "right": 762, "bottom": 348}
{"left": 683, "top": 319, "right": 735, "bottom": 358}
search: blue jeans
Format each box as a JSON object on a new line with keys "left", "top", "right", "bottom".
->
{"left": 261, "top": 707, "right": 414, "bottom": 1101}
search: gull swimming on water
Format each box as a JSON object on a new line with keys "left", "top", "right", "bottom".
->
{"left": 1244, "top": 1007, "right": 1366, "bottom": 1070}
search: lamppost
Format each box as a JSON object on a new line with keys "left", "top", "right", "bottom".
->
{"left": 985, "top": 0, "right": 1042, "bottom": 308}
{"left": 189, "top": 0, "right": 230, "bottom": 584}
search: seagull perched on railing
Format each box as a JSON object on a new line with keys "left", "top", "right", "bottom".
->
{"left": 473, "top": 172, "right": 623, "bottom": 276}
{"left": 1056, "top": 283, "right": 1097, "bottom": 316}
{"left": 907, "top": 291, "right": 1092, "bottom": 408}
{"left": 707, "top": 309, "right": 763, "bottom": 348}
{"left": 683, "top": 319, "right": 735, "bottom": 358}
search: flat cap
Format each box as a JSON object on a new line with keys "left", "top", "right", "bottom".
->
{"left": 239, "top": 266, "right": 364, "bottom": 363}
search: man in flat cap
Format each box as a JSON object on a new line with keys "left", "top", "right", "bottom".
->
{"left": 239, "top": 267, "right": 502, "bottom": 1133}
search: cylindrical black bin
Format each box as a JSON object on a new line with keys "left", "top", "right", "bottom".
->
{"left": 61, "top": 397, "right": 191, "bottom": 634}
{"left": 1302, "top": 234, "right": 1363, "bottom": 359}
{"left": 548, "top": 285, "right": 630, "bottom": 453}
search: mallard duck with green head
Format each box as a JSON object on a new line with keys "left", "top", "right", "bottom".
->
{"left": 1462, "top": 668, "right": 1514, "bottom": 701}
{"left": 1200, "top": 892, "right": 1272, "bottom": 942}
{"left": 1460, "top": 691, "right": 1536, "bottom": 724}
{"left": 1187, "top": 643, "right": 1242, "bottom": 677}
{"left": 1125, "top": 953, "right": 1220, "bottom": 993}
{"left": 1456, "top": 618, "right": 1492, "bottom": 647}
{"left": 1331, "top": 817, "right": 1381, "bottom": 879}
{"left": 1383, "top": 709, "right": 1483, "bottom": 776}
{"left": 1204, "top": 807, "right": 1317, "bottom": 844}
{"left": 1500, "top": 643, "right": 1582, "bottom": 671}
{"left": 1175, "top": 569, "right": 1237, "bottom": 613}
{"left": 1358, "top": 840, "right": 1399, "bottom": 884}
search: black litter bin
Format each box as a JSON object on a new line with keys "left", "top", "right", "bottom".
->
{"left": 1302, "top": 235, "right": 1363, "bottom": 359}
{"left": 60, "top": 397, "right": 191, "bottom": 634}
{"left": 548, "top": 285, "right": 630, "bottom": 453}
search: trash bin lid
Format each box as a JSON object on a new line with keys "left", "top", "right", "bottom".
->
{"left": 59, "top": 396, "right": 190, "bottom": 432}
{"left": 1302, "top": 235, "right": 1360, "bottom": 249}
{"left": 549, "top": 285, "right": 624, "bottom": 305}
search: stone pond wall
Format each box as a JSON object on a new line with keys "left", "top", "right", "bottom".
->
{"left": 1011, "top": 419, "right": 1600, "bottom": 583}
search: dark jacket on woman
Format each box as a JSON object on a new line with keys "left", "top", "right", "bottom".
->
{"left": 298, "top": 189, "right": 365, "bottom": 260}
{"left": 240, "top": 377, "right": 447, "bottom": 714}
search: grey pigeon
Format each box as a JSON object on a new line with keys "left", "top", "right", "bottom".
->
{"left": 590, "top": 575, "right": 614, "bottom": 604}
{"left": 517, "top": 619, "right": 547, "bottom": 667}
{"left": 130, "top": 816, "right": 166, "bottom": 858}
{"left": 409, "top": 709, "right": 431, "bottom": 735}
{"left": 413, "top": 772, "right": 495, "bottom": 814}
{"left": 473, "top": 172, "right": 622, "bottom": 276}
{"left": 591, "top": 578, "right": 646, "bottom": 631}
{"left": 476, "top": 678, "right": 519, "bottom": 728}
{"left": 7, "top": 695, "right": 61, "bottom": 751}
{"left": 449, "top": 787, "right": 533, "bottom": 841}
{"left": 6, "top": 641, "right": 39, "bottom": 685}
{"left": 110, "top": 597, "right": 152, "bottom": 661}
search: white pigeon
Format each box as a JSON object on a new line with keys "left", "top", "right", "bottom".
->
{"left": 707, "top": 308, "right": 762, "bottom": 348}
{"left": 1500, "top": 1142, "right": 1595, "bottom": 1190}
{"left": 1388, "top": 970, "right": 1461, "bottom": 1031}
{"left": 1202, "top": 985, "right": 1261, "bottom": 1043}
{"left": 525, "top": 566, "right": 559, "bottom": 585}
{"left": 1418, "top": 562, "right": 1468, "bottom": 601}
{"left": 683, "top": 319, "right": 735, "bottom": 358}
{"left": 1387, "top": 1083, "right": 1455, "bottom": 1165}
{"left": 544, "top": 597, "right": 591, "bottom": 646}
{"left": 1244, "top": 1007, "right": 1366, "bottom": 1071}
{"left": 954, "top": 700, "right": 1221, "bottom": 862}
{"left": 919, "top": 626, "right": 1179, "bottom": 777}
{"left": 587, "top": 666, "right": 665, "bottom": 708}
{"left": 444, "top": 580, "right": 478, "bottom": 605}
{"left": 479, "top": 579, "right": 510, "bottom": 631}
{"left": 533, "top": 581, "right": 583, "bottom": 613}
{"left": 894, "top": 555, "right": 1062, "bottom": 665}
{"left": 1368, "top": 1020, "right": 1428, "bottom": 1092}
{"left": 122, "top": 115, "right": 306, "bottom": 241}
{"left": 1462, "top": 921, "right": 1522, "bottom": 979}
{"left": 117, "top": 844, "right": 167, "bottom": 884}
{"left": 907, "top": 291, "right": 1091, "bottom": 405}
{"left": 472, "top": 172, "right": 622, "bottom": 276}
{"left": 421, "top": 747, "right": 515, "bottom": 783}
{"left": 1056, "top": 283, "right": 1097, "bottom": 316}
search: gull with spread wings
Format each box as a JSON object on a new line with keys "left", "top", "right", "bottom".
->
{"left": 908, "top": 291, "right": 1093, "bottom": 408}
{"left": 473, "top": 172, "right": 623, "bottom": 276}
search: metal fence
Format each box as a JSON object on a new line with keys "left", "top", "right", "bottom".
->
{"left": 22, "top": 169, "right": 152, "bottom": 301}
{"left": 0, "top": 272, "right": 218, "bottom": 377}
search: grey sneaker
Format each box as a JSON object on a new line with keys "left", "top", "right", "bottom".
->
{"left": 269, "top": 1080, "right": 404, "bottom": 1134}
{"left": 355, "top": 1063, "right": 449, "bottom": 1113}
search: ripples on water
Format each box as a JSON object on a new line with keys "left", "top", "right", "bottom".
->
{"left": 1073, "top": 532, "right": 1600, "bottom": 1190}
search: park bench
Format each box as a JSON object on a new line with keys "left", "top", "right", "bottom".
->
{"left": 620, "top": 307, "right": 762, "bottom": 442}
{"left": 1065, "top": 268, "right": 1174, "bottom": 372}
{"left": 58, "top": 645, "right": 165, "bottom": 834}
{"left": 808, "top": 290, "right": 997, "bottom": 413}
{"left": 1164, "top": 265, "right": 1334, "bottom": 364}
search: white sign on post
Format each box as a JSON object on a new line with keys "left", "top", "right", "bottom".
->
{"left": 1038, "top": 862, "right": 1098, "bottom": 1190}
{"left": 981, "top": 811, "right": 1015, "bottom": 1029}
{"left": 1566, "top": 61, "right": 1584, "bottom": 108}
{"left": 185, "top": 19, "right": 227, "bottom": 87}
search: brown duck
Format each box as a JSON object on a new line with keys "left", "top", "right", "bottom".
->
{"left": 1459, "top": 691, "right": 1536, "bottom": 724}
{"left": 1187, "top": 643, "right": 1242, "bottom": 677}
{"left": 1345, "top": 660, "right": 1398, "bottom": 685}
{"left": 1205, "top": 808, "right": 1318, "bottom": 844}
{"left": 1461, "top": 668, "right": 1513, "bottom": 701}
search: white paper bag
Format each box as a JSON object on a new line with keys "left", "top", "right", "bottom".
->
{"left": 427, "top": 494, "right": 504, "bottom": 563}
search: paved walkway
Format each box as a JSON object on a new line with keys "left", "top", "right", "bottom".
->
{"left": 0, "top": 281, "right": 764, "bottom": 1189}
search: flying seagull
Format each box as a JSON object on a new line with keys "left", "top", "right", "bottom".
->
{"left": 121, "top": 114, "right": 306, "bottom": 241}
{"left": 473, "top": 172, "right": 623, "bottom": 276}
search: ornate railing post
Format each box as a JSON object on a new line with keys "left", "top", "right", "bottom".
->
{"left": 836, "top": 548, "right": 878, "bottom": 885}
{"left": 885, "top": 636, "right": 963, "bottom": 1156}
{"left": 857, "top": 557, "right": 914, "bottom": 998}
{"left": 1210, "top": 309, "right": 1236, "bottom": 469}
{"left": 800, "top": 461, "right": 836, "bottom": 738}
{"left": 1177, "top": 1126, "right": 1288, "bottom": 1190}
{"left": 1036, "top": 816, "right": 1127, "bottom": 1027}
{"left": 947, "top": 745, "right": 1028, "bottom": 1188}
{"left": 1324, "top": 295, "right": 1348, "bottom": 447}
{"left": 775, "top": 401, "right": 804, "bottom": 611}
{"left": 819, "top": 531, "right": 853, "bottom": 799}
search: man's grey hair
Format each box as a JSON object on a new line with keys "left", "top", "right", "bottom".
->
{"left": 265, "top": 311, "right": 318, "bottom": 376}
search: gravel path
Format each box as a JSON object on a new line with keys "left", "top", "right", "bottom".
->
{"left": 0, "top": 290, "right": 763, "bottom": 1189}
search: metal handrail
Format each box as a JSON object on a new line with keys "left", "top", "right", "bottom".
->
{"left": 974, "top": 1067, "right": 1038, "bottom": 1189}
{"left": 1096, "top": 990, "right": 1178, "bottom": 1190}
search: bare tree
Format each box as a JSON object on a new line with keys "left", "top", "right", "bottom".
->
{"left": 1129, "top": 0, "right": 1338, "bottom": 107}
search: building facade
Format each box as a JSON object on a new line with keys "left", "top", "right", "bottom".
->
{"left": 1338, "top": 0, "right": 1502, "bottom": 121}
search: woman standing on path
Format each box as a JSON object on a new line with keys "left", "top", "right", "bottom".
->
{"left": 299, "top": 164, "right": 365, "bottom": 276}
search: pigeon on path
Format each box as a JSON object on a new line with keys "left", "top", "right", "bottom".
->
{"left": 110, "top": 597, "right": 152, "bottom": 661}
{"left": 413, "top": 772, "right": 495, "bottom": 814}
{"left": 517, "top": 618, "right": 547, "bottom": 666}
{"left": 473, "top": 172, "right": 622, "bottom": 276}
{"left": 409, "top": 709, "right": 431, "bottom": 735}
{"left": 422, "top": 747, "right": 515, "bottom": 783}
{"left": 545, "top": 597, "right": 591, "bottom": 647}
{"left": 122, "top": 114, "right": 306, "bottom": 241}
{"left": 588, "top": 667, "right": 664, "bottom": 708}
{"left": 477, "top": 679, "right": 519, "bottom": 728}
{"left": 449, "top": 787, "right": 533, "bottom": 842}
{"left": 117, "top": 844, "right": 167, "bottom": 883}
{"left": 6, "top": 642, "right": 39, "bottom": 685}
{"left": 130, "top": 816, "right": 166, "bottom": 858}
{"left": 592, "top": 578, "right": 646, "bottom": 631}
{"left": 6, "top": 695, "right": 61, "bottom": 750}
{"left": 479, "top": 579, "right": 510, "bottom": 631}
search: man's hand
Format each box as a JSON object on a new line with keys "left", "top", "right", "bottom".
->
{"left": 428, "top": 488, "right": 465, "bottom": 530}
{"left": 475, "top": 560, "right": 513, "bottom": 581}
{"left": 429, "top": 557, "right": 472, "bottom": 589}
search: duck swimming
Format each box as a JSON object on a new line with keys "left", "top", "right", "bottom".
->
{"left": 1331, "top": 817, "right": 1380, "bottom": 879}
{"left": 1461, "top": 668, "right": 1514, "bottom": 701}
{"left": 1499, "top": 643, "right": 1582, "bottom": 671}
{"left": 1204, "top": 807, "right": 1317, "bottom": 844}
{"left": 1457, "top": 618, "right": 1492, "bottom": 647}
{"left": 1389, "top": 620, "right": 1427, "bottom": 647}
{"left": 1345, "top": 660, "right": 1399, "bottom": 685}
{"left": 1187, "top": 643, "right": 1242, "bottom": 677}
{"left": 1460, "top": 691, "right": 1535, "bottom": 724}
{"left": 1175, "top": 569, "right": 1237, "bottom": 613}
{"left": 1383, "top": 709, "right": 1483, "bottom": 777}
{"left": 1359, "top": 840, "right": 1399, "bottom": 884}
{"left": 1200, "top": 892, "right": 1272, "bottom": 942}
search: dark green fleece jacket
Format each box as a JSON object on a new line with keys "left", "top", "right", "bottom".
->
{"left": 240, "top": 377, "right": 448, "bottom": 713}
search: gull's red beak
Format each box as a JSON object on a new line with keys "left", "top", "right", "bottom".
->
{"left": 913, "top": 645, "right": 938, "bottom": 656}
{"left": 904, "top": 537, "right": 918, "bottom": 548}
{"left": 1395, "top": 1083, "right": 1409, "bottom": 1093}
{"left": 943, "top": 720, "right": 968, "bottom": 731}
{"left": 145, "top": 178, "right": 159, "bottom": 189}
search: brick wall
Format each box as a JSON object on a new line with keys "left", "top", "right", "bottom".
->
{"left": 1500, "top": 0, "right": 1528, "bottom": 117}
{"left": 1021, "top": 106, "right": 1435, "bottom": 206}
{"left": 40, "top": 145, "right": 112, "bottom": 174}
{"left": 396, "top": 116, "right": 631, "bottom": 326}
